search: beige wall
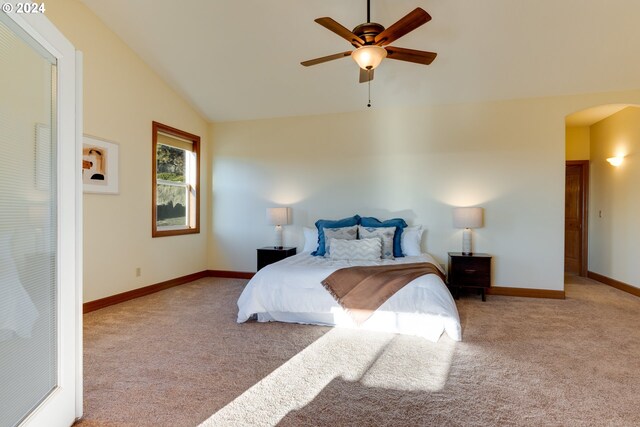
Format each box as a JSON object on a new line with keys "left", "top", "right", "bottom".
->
{"left": 209, "top": 90, "right": 640, "bottom": 291}
{"left": 47, "top": 0, "right": 210, "bottom": 302}
{"left": 589, "top": 107, "right": 640, "bottom": 289}
{"left": 566, "top": 126, "right": 590, "bottom": 160}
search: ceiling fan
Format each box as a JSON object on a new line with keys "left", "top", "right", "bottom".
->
{"left": 301, "top": 0, "right": 437, "bottom": 84}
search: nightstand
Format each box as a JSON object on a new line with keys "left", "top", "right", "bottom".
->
{"left": 257, "top": 247, "right": 296, "bottom": 271}
{"left": 447, "top": 252, "right": 492, "bottom": 301}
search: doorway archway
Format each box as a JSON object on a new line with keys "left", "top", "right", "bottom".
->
{"left": 564, "top": 104, "right": 638, "bottom": 282}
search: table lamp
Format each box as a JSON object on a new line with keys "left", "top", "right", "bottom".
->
{"left": 266, "top": 207, "right": 291, "bottom": 249}
{"left": 453, "top": 207, "right": 483, "bottom": 255}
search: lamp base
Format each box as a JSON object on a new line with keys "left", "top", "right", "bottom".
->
{"left": 274, "top": 225, "right": 283, "bottom": 249}
{"left": 462, "top": 228, "right": 472, "bottom": 255}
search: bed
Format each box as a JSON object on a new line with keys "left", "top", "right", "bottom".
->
{"left": 237, "top": 251, "right": 462, "bottom": 342}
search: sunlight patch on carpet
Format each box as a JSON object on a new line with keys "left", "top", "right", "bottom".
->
{"left": 359, "top": 334, "right": 455, "bottom": 391}
{"left": 198, "top": 329, "right": 455, "bottom": 427}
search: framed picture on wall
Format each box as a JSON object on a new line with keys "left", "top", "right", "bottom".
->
{"left": 82, "top": 135, "right": 119, "bottom": 194}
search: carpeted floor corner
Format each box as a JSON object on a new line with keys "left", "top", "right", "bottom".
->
{"left": 75, "top": 275, "right": 640, "bottom": 427}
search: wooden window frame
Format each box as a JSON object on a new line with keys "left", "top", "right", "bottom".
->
{"left": 152, "top": 121, "right": 200, "bottom": 237}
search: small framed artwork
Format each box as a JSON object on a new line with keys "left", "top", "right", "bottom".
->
{"left": 82, "top": 135, "right": 119, "bottom": 194}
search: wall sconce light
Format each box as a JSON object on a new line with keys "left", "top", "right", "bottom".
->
{"left": 606, "top": 156, "right": 624, "bottom": 167}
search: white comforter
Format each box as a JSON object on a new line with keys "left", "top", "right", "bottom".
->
{"left": 237, "top": 252, "right": 461, "bottom": 342}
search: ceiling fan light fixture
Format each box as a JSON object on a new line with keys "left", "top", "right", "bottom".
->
{"left": 351, "top": 45, "right": 387, "bottom": 70}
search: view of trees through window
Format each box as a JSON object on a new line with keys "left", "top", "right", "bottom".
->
{"left": 156, "top": 143, "right": 187, "bottom": 226}
{"left": 152, "top": 121, "right": 200, "bottom": 237}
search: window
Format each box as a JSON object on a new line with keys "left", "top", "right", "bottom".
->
{"left": 152, "top": 121, "right": 200, "bottom": 237}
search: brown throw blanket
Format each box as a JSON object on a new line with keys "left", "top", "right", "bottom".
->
{"left": 321, "top": 262, "right": 445, "bottom": 325}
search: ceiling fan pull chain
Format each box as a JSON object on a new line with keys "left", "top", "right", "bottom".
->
{"left": 367, "top": 74, "right": 372, "bottom": 107}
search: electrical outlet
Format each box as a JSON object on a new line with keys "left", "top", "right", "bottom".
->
{"left": 136, "top": 267, "right": 141, "bottom": 277}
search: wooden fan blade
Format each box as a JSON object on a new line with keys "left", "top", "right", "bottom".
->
{"left": 385, "top": 46, "right": 437, "bottom": 65}
{"left": 315, "top": 17, "right": 365, "bottom": 47}
{"left": 301, "top": 51, "right": 352, "bottom": 67}
{"left": 374, "top": 8, "right": 431, "bottom": 46}
{"left": 359, "top": 68, "right": 374, "bottom": 83}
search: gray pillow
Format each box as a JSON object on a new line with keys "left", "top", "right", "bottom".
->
{"left": 358, "top": 225, "right": 396, "bottom": 259}
{"left": 323, "top": 225, "right": 358, "bottom": 256}
{"left": 329, "top": 237, "right": 382, "bottom": 261}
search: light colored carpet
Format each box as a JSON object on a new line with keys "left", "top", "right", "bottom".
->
{"left": 76, "top": 275, "right": 640, "bottom": 426}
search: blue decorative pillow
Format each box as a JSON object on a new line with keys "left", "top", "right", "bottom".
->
{"left": 312, "top": 215, "right": 361, "bottom": 256}
{"left": 359, "top": 217, "right": 408, "bottom": 257}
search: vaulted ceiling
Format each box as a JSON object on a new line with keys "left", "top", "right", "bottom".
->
{"left": 81, "top": 0, "right": 640, "bottom": 122}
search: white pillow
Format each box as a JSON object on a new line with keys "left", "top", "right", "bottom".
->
{"left": 323, "top": 225, "right": 358, "bottom": 256}
{"left": 329, "top": 237, "right": 382, "bottom": 261}
{"left": 302, "top": 227, "right": 318, "bottom": 253}
{"left": 401, "top": 226, "right": 424, "bottom": 256}
{"left": 358, "top": 225, "right": 395, "bottom": 259}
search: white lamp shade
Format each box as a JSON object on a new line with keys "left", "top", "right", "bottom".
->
{"left": 266, "top": 207, "right": 291, "bottom": 226}
{"left": 453, "top": 207, "right": 483, "bottom": 229}
{"left": 351, "top": 45, "right": 387, "bottom": 70}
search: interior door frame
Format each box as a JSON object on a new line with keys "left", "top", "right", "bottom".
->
{"left": 2, "top": 5, "right": 83, "bottom": 426}
{"left": 566, "top": 160, "right": 589, "bottom": 277}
